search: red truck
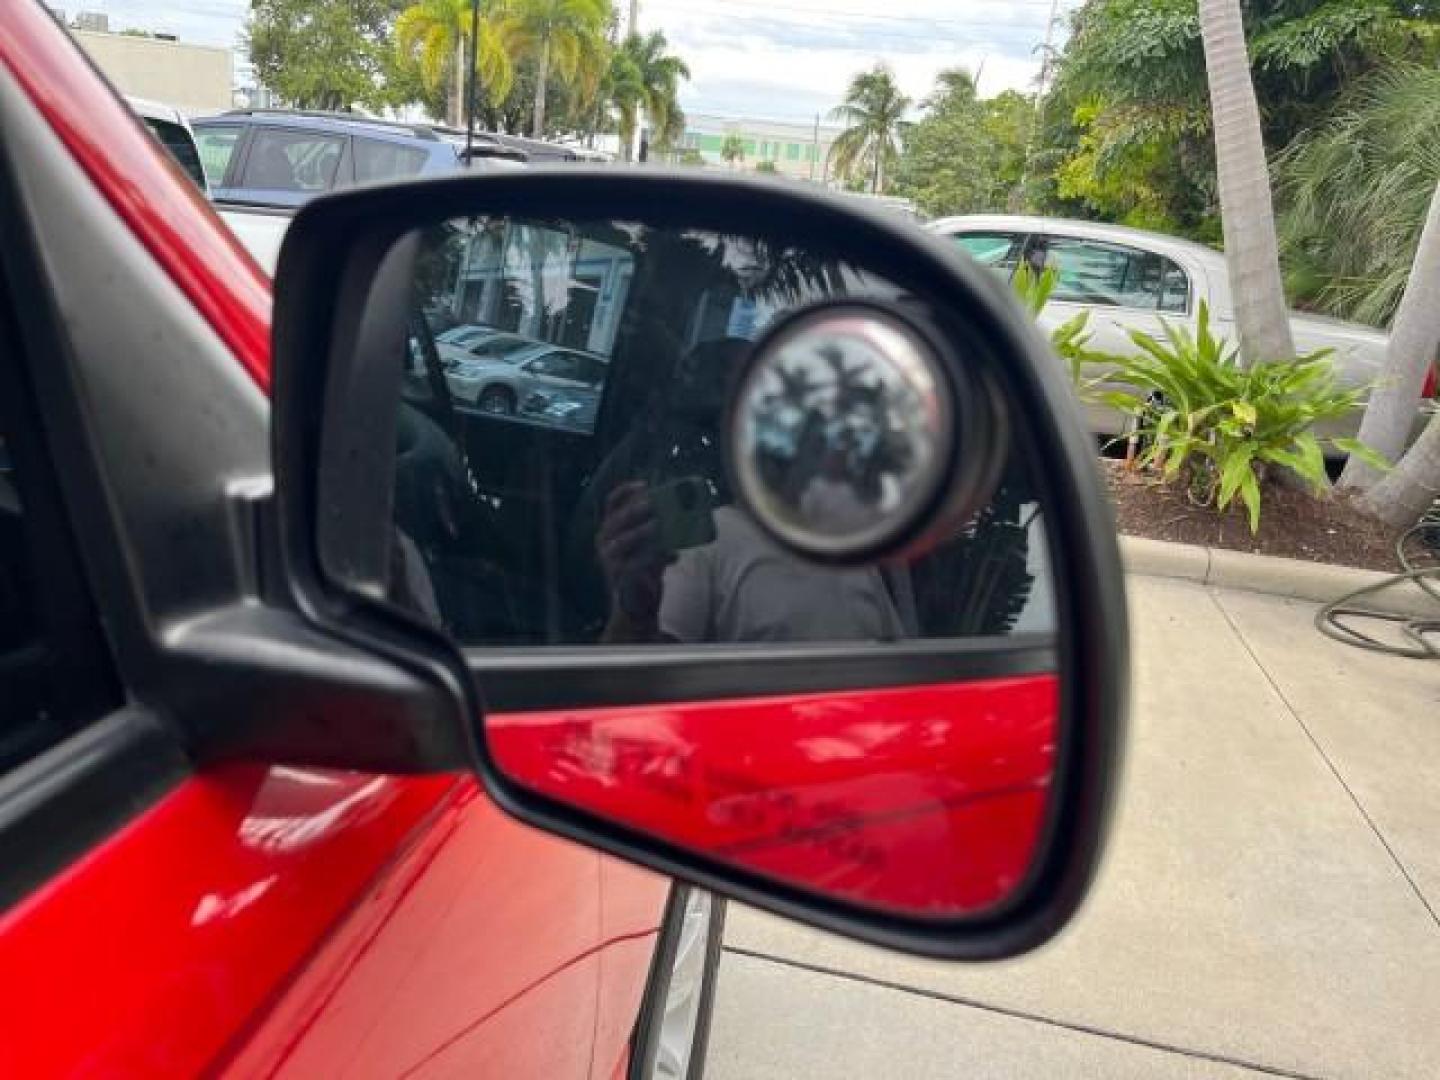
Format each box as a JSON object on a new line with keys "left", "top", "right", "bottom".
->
{"left": 0, "top": 5, "right": 1125, "bottom": 1077}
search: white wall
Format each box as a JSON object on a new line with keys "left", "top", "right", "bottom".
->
{"left": 74, "top": 31, "right": 232, "bottom": 114}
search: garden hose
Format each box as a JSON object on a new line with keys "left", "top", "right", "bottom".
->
{"left": 1315, "top": 514, "right": 1440, "bottom": 659}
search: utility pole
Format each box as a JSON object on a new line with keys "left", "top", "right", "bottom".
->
{"left": 809, "top": 113, "right": 819, "bottom": 181}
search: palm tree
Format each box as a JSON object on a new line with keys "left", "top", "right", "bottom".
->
{"left": 507, "top": 0, "right": 610, "bottom": 135}
{"left": 396, "top": 0, "right": 514, "bottom": 127}
{"left": 827, "top": 65, "right": 910, "bottom": 194}
{"left": 1197, "top": 0, "right": 1294, "bottom": 368}
{"left": 608, "top": 31, "right": 690, "bottom": 162}
{"left": 720, "top": 133, "right": 745, "bottom": 169}
{"left": 1342, "top": 180, "right": 1440, "bottom": 495}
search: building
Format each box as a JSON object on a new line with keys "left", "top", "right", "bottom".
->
{"left": 71, "top": 24, "right": 231, "bottom": 113}
{"left": 672, "top": 111, "right": 845, "bottom": 181}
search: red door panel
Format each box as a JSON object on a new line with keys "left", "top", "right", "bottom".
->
{"left": 219, "top": 781, "right": 604, "bottom": 1079}
{"left": 592, "top": 859, "right": 672, "bottom": 1080}
{"left": 0, "top": 765, "right": 450, "bottom": 1076}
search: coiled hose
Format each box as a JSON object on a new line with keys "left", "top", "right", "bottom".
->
{"left": 1315, "top": 511, "right": 1440, "bottom": 659}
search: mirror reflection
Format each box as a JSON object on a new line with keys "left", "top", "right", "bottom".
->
{"left": 386, "top": 214, "right": 1055, "bottom": 649}
{"left": 735, "top": 305, "right": 948, "bottom": 558}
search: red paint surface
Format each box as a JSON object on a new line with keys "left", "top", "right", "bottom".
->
{"left": 489, "top": 677, "right": 1059, "bottom": 915}
{"left": 0, "top": 766, "right": 452, "bottom": 1076}
{"left": 0, "top": 1, "right": 273, "bottom": 390}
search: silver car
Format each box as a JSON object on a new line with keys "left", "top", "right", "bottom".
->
{"left": 440, "top": 335, "right": 608, "bottom": 431}
{"left": 929, "top": 214, "right": 1434, "bottom": 447}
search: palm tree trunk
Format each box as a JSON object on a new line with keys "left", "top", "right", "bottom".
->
{"left": 1357, "top": 407, "right": 1440, "bottom": 526}
{"left": 451, "top": 34, "right": 467, "bottom": 129}
{"left": 1198, "top": 0, "right": 1295, "bottom": 368}
{"left": 871, "top": 140, "right": 881, "bottom": 194}
{"left": 1340, "top": 177, "right": 1440, "bottom": 490}
{"left": 533, "top": 37, "right": 551, "bottom": 135}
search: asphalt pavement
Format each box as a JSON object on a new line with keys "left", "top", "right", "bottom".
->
{"left": 705, "top": 575, "right": 1440, "bottom": 1079}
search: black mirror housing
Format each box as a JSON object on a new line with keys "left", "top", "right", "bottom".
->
{"left": 267, "top": 169, "right": 1127, "bottom": 960}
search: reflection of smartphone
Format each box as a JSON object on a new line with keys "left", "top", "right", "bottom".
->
{"left": 651, "top": 476, "right": 717, "bottom": 553}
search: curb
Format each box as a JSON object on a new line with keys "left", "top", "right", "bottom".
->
{"left": 1119, "top": 535, "right": 1434, "bottom": 618}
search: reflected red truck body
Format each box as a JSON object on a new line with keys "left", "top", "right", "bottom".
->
{"left": 0, "top": 4, "right": 1054, "bottom": 1075}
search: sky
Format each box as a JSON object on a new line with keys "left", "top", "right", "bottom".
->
{"left": 71, "top": 0, "right": 1075, "bottom": 122}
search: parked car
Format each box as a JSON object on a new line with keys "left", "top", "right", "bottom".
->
{"left": 442, "top": 337, "right": 608, "bottom": 425}
{"left": 1, "top": 6, "right": 1125, "bottom": 1076}
{"left": 191, "top": 110, "right": 524, "bottom": 207}
{"left": 931, "top": 214, "right": 1437, "bottom": 447}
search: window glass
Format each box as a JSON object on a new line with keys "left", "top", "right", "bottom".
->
{"left": 391, "top": 216, "right": 1057, "bottom": 649}
{"left": 241, "top": 128, "right": 346, "bottom": 192}
{"left": 353, "top": 138, "right": 429, "bottom": 183}
{"left": 1040, "top": 237, "right": 1189, "bottom": 311}
{"left": 951, "top": 233, "right": 1022, "bottom": 277}
{"left": 142, "top": 118, "right": 207, "bottom": 190}
{"left": 193, "top": 124, "right": 242, "bottom": 186}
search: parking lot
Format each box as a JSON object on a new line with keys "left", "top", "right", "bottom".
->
{"left": 707, "top": 574, "right": 1440, "bottom": 1079}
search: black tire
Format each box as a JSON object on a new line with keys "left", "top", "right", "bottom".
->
{"left": 629, "top": 885, "right": 727, "bottom": 1080}
{"left": 477, "top": 386, "right": 515, "bottom": 415}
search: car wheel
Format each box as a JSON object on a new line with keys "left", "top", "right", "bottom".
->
{"left": 478, "top": 386, "right": 515, "bottom": 415}
{"left": 631, "top": 886, "right": 727, "bottom": 1080}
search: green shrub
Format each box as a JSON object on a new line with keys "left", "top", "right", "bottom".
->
{"left": 1010, "top": 263, "right": 1112, "bottom": 395}
{"left": 1102, "top": 303, "right": 1386, "bottom": 532}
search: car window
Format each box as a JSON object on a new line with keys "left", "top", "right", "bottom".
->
{"left": 0, "top": 369, "right": 119, "bottom": 773}
{"left": 241, "top": 127, "right": 346, "bottom": 192}
{"left": 1039, "top": 236, "right": 1190, "bottom": 312}
{"left": 397, "top": 215, "right": 1056, "bottom": 649}
{"left": 193, "top": 124, "right": 242, "bottom": 186}
{"left": 950, "top": 232, "right": 1023, "bottom": 277}
{"left": 353, "top": 138, "right": 429, "bottom": 184}
{"left": 141, "top": 117, "right": 207, "bottom": 191}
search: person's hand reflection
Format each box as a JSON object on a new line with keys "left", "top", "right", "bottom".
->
{"left": 597, "top": 481, "right": 673, "bottom": 643}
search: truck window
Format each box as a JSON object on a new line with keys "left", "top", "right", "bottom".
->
{"left": 193, "top": 124, "right": 242, "bottom": 187}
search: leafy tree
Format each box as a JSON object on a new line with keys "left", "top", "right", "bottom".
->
{"left": 755, "top": 160, "right": 778, "bottom": 175}
{"left": 394, "top": 0, "right": 515, "bottom": 126}
{"left": 248, "top": 0, "right": 397, "bottom": 111}
{"left": 721, "top": 132, "right": 746, "bottom": 168}
{"left": 507, "top": 0, "right": 610, "bottom": 135}
{"left": 609, "top": 31, "right": 690, "bottom": 160}
{"left": 896, "top": 71, "right": 1033, "bottom": 217}
{"left": 828, "top": 64, "right": 910, "bottom": 194}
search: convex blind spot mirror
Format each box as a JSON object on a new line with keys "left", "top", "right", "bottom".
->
{"left": 271, "top": 171, "right": 1127, "bottom": 959}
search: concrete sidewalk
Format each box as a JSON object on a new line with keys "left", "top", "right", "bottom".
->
{"left": 705, "top": 576, "right": 1440, "bottom": 1079}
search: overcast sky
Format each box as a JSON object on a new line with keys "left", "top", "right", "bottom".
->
{"left": 75, "top": 0, "right": 1074, "bottom": 121}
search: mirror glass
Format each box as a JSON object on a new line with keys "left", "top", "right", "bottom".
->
{"left": 343, "top": 211, "right": 1064, "bottom": 918}
{"left": 732, "top": 304, "right": 951, "bottom": 559}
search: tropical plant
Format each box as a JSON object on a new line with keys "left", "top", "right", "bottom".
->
{"left": 828, "top": 64, "right": 910, "bottom": 194}
{"left": 1277, "top": 65, "right": 1440, "bottom": 327}
{"left": 395, "top": 0, "right": 515, "bottom": 126}
{"left": 720, "top": 133, "right": 746, "bottom": 169}
{"left": 1009, "top": 264, "right": 1111, "bottom": 395}
{"left": 507, "top": 0, "right": 610, "bottom": 135}
{"left": 755, "top": 160, "right": 779, "bottom": 175}
{"left": 608, "top": 31, "right": 690, "bottom": 161}
{"left": 1197, "top": 0, "right": 1295, "bottom": 368}
{"left": 1103, "top": 304, "right": 1383, "bottom": 531}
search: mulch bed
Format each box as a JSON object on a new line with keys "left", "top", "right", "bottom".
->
{"left": 1101, "top": 458, "right": 1408, "bottom": 572}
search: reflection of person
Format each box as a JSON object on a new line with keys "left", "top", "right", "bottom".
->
{"left": 591, "top": 336, "right": 919, "bottom": 644}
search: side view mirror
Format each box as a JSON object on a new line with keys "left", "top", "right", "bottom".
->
{"left": 268, "top": 171, "right": 1127, "bottom": 959}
